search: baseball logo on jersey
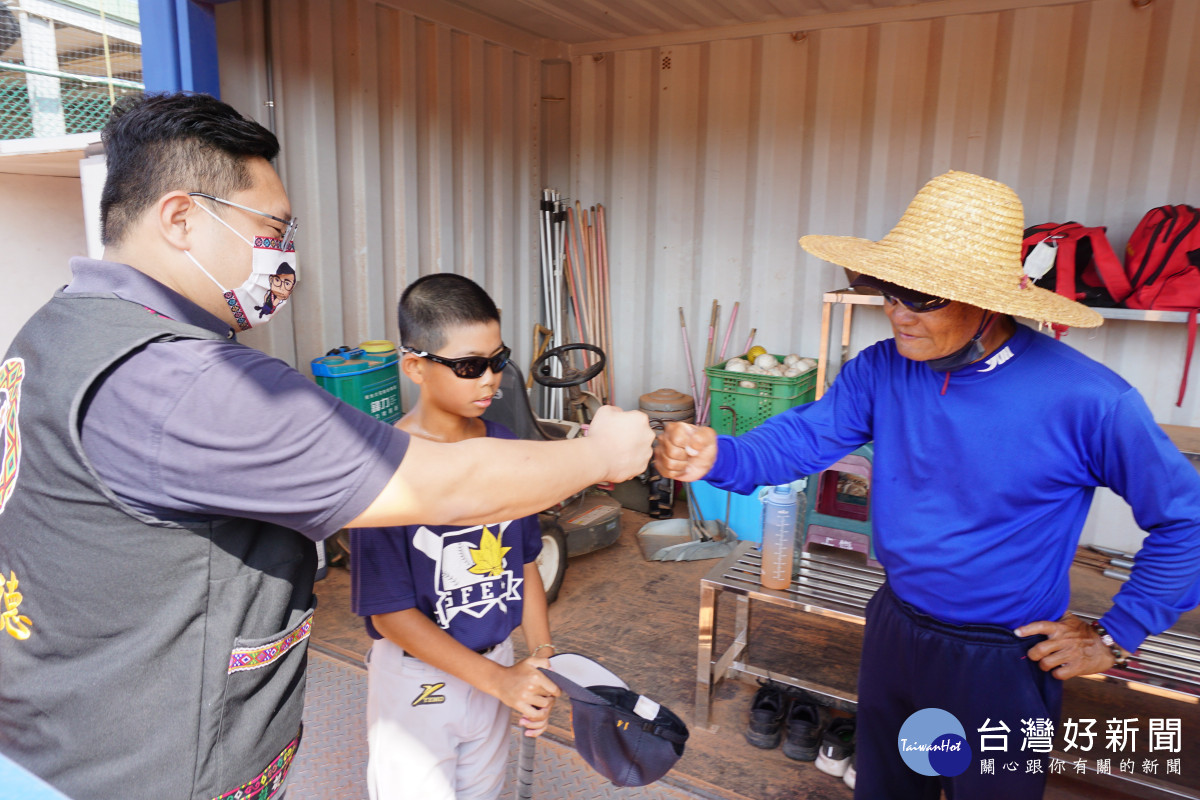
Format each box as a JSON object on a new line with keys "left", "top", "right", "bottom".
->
{"left": 411, "top": 521, "right": 523, "bottom": 629}
{"left": 0, "top": 357, "right": 24, "bottom": 516}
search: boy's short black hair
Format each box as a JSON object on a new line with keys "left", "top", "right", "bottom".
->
{"left": 399, "top": 273, "right": 500, "bottom": 352}
{"left": 99, "top": 92, "right": 280, "bottom": 246}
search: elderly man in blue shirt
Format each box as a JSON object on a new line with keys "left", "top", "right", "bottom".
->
{"left": 657, "top": 170, "right": 1200, "bottom": 800}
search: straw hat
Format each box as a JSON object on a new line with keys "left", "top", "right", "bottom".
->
{"left": 799, "top": 170, "right": 1103, "bottom": 328}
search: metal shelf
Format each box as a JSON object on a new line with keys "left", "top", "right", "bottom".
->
{"left": 1093, "top": 307, "right": 1190, "bottom": 323}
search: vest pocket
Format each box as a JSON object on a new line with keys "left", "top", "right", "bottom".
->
{"left": 214, "top": 603, "right": 315, "bottom": 794}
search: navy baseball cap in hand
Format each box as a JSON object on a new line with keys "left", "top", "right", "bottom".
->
{"left": 540, "top": 653, "right": 689, "bottom": 787}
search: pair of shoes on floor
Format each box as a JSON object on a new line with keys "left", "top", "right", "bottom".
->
{"left": 815, "top": 716, "right": 857, "bottom": 786}
{"left": 745, "top": 680, "right": 790, "bottom": 749}
{"left": 744, "top": 681, "right": 824, "bottom": 762}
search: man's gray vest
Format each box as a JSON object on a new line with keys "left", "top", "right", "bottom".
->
{"left": 0, "top": 291, "right": 315, "bottom": 799}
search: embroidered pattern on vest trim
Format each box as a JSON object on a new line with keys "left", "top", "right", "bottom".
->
{"left": 211, "top": 731, "right": 300, "bottom": 800}
{"left": 0, "top": 357, "right": 25, "bottom": 514}
{"left": 227, "top": 614, "right": 313, "bottom": 674}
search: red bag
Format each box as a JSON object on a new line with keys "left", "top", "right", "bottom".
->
{"left": 1021, "top": 222, "right": 1126, "bottom": 338}
{"left": 1122, "top": 205, "right": 1200, "bottom": 405}
{"left": 1021, "top": 222, "right": 1127, "bottom": 307}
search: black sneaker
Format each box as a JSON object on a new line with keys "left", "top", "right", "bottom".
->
{"left": 781, "top": 697, "right": 822, "bottom": 761}
{"left": 745, "top": 681, "right": 788, "bottom": 749}
{"left": 815, "top": 716, "right": 856, "bottom": 778}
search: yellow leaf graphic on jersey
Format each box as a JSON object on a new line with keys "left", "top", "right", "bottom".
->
{"left": 467, "top": 525, "right": 510, "bottom": 577}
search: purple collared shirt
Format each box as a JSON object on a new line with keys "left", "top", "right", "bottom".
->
{"left": 67, "top": 258, "right": 409, "bottom": 540}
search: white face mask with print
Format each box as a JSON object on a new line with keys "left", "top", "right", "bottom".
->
{"left": 183, "top": 200, "right": 298, "bottom": 332}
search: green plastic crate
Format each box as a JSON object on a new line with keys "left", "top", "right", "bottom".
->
{"left": 705, "top": 355, "right": 817, "bottom": 435}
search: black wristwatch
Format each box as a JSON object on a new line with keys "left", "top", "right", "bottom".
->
{"left": 1090, "top": 620, "right": 1130, "bottom": 667}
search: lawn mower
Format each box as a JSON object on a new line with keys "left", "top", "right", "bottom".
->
{"left": 481, "top": 342, "right": 623, "bottom": 602}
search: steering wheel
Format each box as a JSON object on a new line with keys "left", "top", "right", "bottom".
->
{"left": 532, "top": 343, "right": 606, "bottom": 388}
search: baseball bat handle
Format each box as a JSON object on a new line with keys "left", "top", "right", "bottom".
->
{"left": 517, "top": 731, "right": 536, "bottom": 798}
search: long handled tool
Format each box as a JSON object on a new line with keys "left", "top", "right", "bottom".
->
{"left": 516, "top": 732, "right": 536, "bottom": 799}
{"left": 716, "top": 405, "right": 737, "bottom": 534}
{"left": 696, "top": 300, "right": 719, "bottom": 426}
{"left": 717, "top": 301, "right": 740, "bottom": 365}
{"left": 678, "top": 308, "right": 701, "bottom": 413}
{"left": 539, "top": 190, "right": 569, "bottom": 419}
{"left": 596, "top": 204, "right": 614, "bottom": 403}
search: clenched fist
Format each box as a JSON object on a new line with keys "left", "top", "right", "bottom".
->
{"left": 654, "top": 422, "right": 719, "bottom": 482}
{"left": 586, "top": 406, "right": 655, "bottom": 483}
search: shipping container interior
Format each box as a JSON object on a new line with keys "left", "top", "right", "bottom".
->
{"left": 204, "top": 0, "right": 1197, "bottom": 554}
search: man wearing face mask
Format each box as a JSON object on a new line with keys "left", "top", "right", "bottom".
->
{"left": 657, "top": 172, "right": 1200, "bottom": 800}
{"left": 0, "top": 93, "right": 653, "bottom": 800}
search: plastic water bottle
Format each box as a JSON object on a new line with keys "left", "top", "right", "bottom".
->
{"left": 760, "top": 484, "right": 798, "bottom": 590}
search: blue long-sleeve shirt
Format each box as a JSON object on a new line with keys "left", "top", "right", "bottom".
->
{"left": 706, "top": 322, "right": 1200, "bottom": 652}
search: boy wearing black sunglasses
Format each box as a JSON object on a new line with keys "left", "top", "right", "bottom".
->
{"left": 350, "top": 273, "right": 560, "bottom": 800}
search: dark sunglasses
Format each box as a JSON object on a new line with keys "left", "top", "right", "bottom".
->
{"left": 880, "top": 292, "right": 951, "bottom": 313}
{"left": 401, "top": 345, "right": 511, "bottom": 379}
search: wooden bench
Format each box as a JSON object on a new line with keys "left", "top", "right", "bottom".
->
{"left": 695, "top": 541, "right": 1200, "bottom": 731}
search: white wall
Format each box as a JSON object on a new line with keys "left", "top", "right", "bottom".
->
{"left": 0, "top": 173, "right": 86, "bottom": 352}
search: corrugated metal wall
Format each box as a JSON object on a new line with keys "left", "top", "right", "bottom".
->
{"left": 566, "top": 0, "right": 1200, "bottom": 550}
{"left": 216, "top": 0, "right": 543, "bottom": 412}
{"left": 571, "top": 0, "right": 1200, "bottom": 427}
{"left": 216, "top": 0, "right": 1198, "bottom": 548}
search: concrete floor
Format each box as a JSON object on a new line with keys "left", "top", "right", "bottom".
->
{"left": 301, "top": 504, "right": 1199, "bottom": 800}
{"left": 288, "top": 647, "right": 709, "bottom": 800}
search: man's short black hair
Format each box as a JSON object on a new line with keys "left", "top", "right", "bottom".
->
{"left": 399, "top": 273, "right": 500, "bottom": 353}
{"left": 99, "top": 92, "right": 280, "bottom": 246}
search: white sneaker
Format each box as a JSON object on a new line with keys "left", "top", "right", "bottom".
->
{"left": 843, "top": 755, "right": 856, "bottom": 790}
{"left": 814, "top": 717, "right": 856, "bottom": 778}
{"left": 816, "top": 749, "right": 849, "bottom": 778}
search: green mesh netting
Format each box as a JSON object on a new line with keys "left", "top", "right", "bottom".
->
{"left": 0, "top": 72, "right": 142, "bottom": 139}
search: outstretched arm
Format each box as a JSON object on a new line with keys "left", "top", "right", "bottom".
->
{"left": 349, "top": 405, "right": 653, "bottom": 528}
